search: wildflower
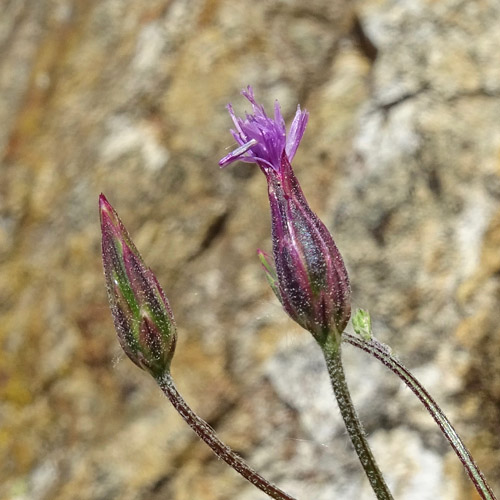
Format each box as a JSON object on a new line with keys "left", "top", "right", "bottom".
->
{"left": 99, "top": 194, "right": 177, "bottom": 377}
{"left": 220, "top": 87, "right": 351, "bottom": 345}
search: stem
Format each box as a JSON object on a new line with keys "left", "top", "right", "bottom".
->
{"left": 321, "top": 339, "right": 394, "bottom": 500}
{"left": 343, "top": 332, "right": 497, "bottom": 500}
{"left": 156, "top": 373, "right": 297, "bottom": 500}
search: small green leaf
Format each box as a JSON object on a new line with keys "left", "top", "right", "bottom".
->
{"left": 352, "top": 308, "right": 372, "bottom": 341}
{"left": 257, "top": 250, "right": 281, "bottom": 302}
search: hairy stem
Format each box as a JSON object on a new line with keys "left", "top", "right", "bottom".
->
{"left": 343, "top": 332, "right": 497, "bottom": 500}
{"left": 321, "top": 339, "right": 394, "bottom": 500}
{"left": 156, "top": 373, "right": 297, "bottom": 500}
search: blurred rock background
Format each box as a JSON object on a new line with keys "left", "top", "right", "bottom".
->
{"left": 1, "top": 0, "right": 500, "bottom": 498}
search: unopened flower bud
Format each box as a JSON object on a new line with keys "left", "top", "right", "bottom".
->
{"left": 220, "top": 87, "right": 351, "bottom": 345}
{"left": 99, "top": 194, "right": 176, "bottom": 377}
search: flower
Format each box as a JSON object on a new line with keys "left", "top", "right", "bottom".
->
{"left": 100, "top": 194, "right": 177, "bottom": 377}
{"left": 219, "top": 87, "right": 307, "bottom": 172}
{"left": 220, "top": 87, "right": 351, "bottom": 345}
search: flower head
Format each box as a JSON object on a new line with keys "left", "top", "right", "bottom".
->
{"left": 220, "top": 88, "right": 351, "bottom": 345}
{"left": 219, "top": 86, "right": 308, "bottom": 173}
{"left": 100, "top": 194, "right": 177, "bottom": 377}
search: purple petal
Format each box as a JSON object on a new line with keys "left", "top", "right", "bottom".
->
{"left": 286, "top": 105, "right": 309, "bottom": 162}
{"left": 219, "top": 139, "right": 258, "bottom": 168}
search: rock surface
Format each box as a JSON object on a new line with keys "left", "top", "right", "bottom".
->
{"left": 1, "top": 0, "right": 500, "bottom": 499}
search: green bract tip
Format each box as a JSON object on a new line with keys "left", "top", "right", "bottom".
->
{"left": 352, "top": 308, "right": 372, "bottom": 341}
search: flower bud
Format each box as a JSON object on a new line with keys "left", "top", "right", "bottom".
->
{"left": 99, "top": 194, "right": 176, "bottom": 377}
{"left": 220, "top": 87, "right": 351, "bottom": 345}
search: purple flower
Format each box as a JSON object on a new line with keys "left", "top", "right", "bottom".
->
{"left": 220, "top": 87, "right": 351, "bottom": 345}
{"left": 100, "top": 194, "right": 177, "bottom": 377}
{"left": 219, "top": 86, "right": 308, "bottom": 172}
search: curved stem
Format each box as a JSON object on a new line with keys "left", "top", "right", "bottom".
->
{"left": 321, "top": 339, "right": 394, "bottom": 500}
{"left": 156, "top": 373, "right": 297, "bottom": 500}
{"left": 342, "top": 332, "right": 497, "bottom": 500}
